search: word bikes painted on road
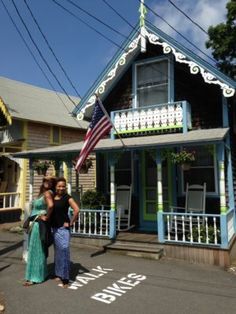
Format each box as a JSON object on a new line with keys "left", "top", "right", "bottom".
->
{"left": 67, "top": 266, "right": 113, "bottom": 290}
{"left": 91, "top": 273, "right": 146, "bottom": 304}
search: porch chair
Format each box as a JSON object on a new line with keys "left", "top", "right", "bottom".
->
{"left": 170, "top": 183, "right": 206, "bottom": 229}
{"left": 116, "top": 185, "right": 133, "bottom": 231}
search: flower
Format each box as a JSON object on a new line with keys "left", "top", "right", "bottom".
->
{"left": 170, "top": 150, "right": 196, "bottom": 164}
{"left": 32, "top": 160, "right": 52, "bottom": 171}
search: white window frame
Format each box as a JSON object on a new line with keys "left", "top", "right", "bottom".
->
{"left": 181, "top": 146, "right": 218, "bottom": 196}
{"left": 133, "top": 56, "right": 172, "bottom": 109}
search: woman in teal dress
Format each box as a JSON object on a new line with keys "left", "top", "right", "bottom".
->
{"left": 24, "top": 177, "right": 55, "bottom": 286}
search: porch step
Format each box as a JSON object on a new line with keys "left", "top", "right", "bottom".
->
{"left": 105, "top": 240, "right": 164, "bottom": 260}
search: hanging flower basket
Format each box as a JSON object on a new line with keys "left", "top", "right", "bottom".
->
{"left": 32, "top": 160, "right": 52, "bottom": 176}
{"left": 79, "top": 158, "right": 93, "bottom": 174}
{"left": 170, "top": 149, "right": 196, "bottom": 170}
{"left": 36, "top": 168, "right": 48, "bottom": 175}
{"left": 181, "top": 163, "right": 191, "bottom": 171}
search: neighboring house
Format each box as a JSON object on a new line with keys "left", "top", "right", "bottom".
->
{"left": 0, "top": 76, "right": 93, "bottom": 217}
{"left": 15, "top": 13, "right": 236, "bottom": 266}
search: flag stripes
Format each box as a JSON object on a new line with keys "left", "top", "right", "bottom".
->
{"left": 75, "top": 100, "right": 112, "bottom": 172}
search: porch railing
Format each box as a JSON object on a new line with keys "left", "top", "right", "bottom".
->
{"left": 0, "top": 192, "right": 21, "bottom": 210}
{"left": 71, "top": 209, "right": 110, "bottom": 238}
{"left": 159, "top": 211, "right": 221, "bottom": 246}
{"left": 111, "top": 100, "right": 191, "bottom": 137}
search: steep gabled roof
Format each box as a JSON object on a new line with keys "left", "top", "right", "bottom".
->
{"left": 0, "top": 76, "right": 88, "bottom": 130}
{"left": 73, "top": 22, "right": 236, "bottom": 120}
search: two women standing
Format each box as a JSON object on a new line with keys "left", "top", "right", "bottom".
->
{"left": 24, "top": 176, "right": 79, "bottom": 288}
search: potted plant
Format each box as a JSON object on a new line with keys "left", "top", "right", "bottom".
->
{"left": 79, "top": 158, "right": 93, "bottom": 174}
{"left": 170, "top": 149, "right": 196, "bottom": 170}
{"left": 32, "top": 160, "right": 52, "bottom": 175}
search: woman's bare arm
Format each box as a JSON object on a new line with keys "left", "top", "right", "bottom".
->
{"left": 44, "top": 190, "right": 54, "bottom": 220}
{"left": 68, "top": 198, "right": 79, "bottom": 226}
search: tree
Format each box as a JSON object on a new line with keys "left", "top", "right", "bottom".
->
{"left": 206, "top": 0, "right": 236, "bottom": 79}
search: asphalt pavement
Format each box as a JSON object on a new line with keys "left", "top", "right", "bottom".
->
{"left": 1, "top": 229, "right": 236, "bottom": 314}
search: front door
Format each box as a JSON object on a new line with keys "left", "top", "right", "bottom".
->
{"left": 139, "top": 151, "right": 169, "bottom": 231}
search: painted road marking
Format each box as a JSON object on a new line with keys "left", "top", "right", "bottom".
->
{"left": 91, "top": 273, "right": 146, "bottom": 304}
{"left": 67, "top": 266, "right": 113, "bottom": 290}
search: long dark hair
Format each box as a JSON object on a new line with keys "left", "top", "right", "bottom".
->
{"left": 38, "top": 176, "right": 57, "bottom": 196}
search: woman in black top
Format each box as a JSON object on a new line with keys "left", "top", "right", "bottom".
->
{"left": 51, "top": 177, "right": 79, "bottom": 288}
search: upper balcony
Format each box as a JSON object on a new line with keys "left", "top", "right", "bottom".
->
{"left": 110, "top": 100, "right": 192, "bottom": 138}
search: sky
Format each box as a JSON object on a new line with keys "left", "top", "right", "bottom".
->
{"left": 0, "top": 0, "right": 228, "bottom": 99}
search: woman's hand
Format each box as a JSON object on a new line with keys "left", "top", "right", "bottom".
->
{"left": 63, "top": 222, "right": 69, "bottom": 228}
{"left": 40, "top": 215, "right": 47, "bottom": 221}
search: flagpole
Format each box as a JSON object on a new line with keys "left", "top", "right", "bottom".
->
{"left": 95, "top": 94, "right": 126, "bottom": 148}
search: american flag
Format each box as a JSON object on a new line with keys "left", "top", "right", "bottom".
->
{"left": 75, "top": 99, "right": 112, "bottom": 172}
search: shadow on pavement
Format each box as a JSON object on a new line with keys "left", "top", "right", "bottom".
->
{"left": 0, "top": 240, "right": 23, "bottom": 256}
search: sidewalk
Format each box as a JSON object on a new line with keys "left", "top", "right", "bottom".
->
{"left": 1, "top": 226, "right": 236, "bottom": 314}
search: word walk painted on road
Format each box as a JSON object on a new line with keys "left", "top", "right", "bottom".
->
{"left": 68, "top": 266, "right": 113, "bottom": 290}
{"left": 91, "top": 273, "right": 146, "bottom": 304}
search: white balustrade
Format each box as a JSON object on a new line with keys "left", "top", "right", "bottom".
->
{"left": 71, "top": 209, "right": 110, "bottom": 238}
{"left": 0, "top": 192, "right": 20, "bottom": 210}
{"left": 112, "top": 101, "right": 188, "bottom": 135}
{"left": 163, "top": 212, "right": 221, "bottom": 246}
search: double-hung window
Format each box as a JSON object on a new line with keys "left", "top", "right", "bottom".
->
{"left": 135, "top": 58, "right": 169, "bottom": 108}
{"left": 182, "top": 146, "right": 217, "bottom": 195}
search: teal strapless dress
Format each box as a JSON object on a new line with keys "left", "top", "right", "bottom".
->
{"left": 25, "top": 196, "right": 48, "bottom": 283}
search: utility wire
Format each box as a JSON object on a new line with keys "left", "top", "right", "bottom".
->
{"left": 51, "top": 0, "right": 218, "bottom": 106}
{"left": 10, "top": 0, "right": 77, "bottom": 107}
{"left": 168, "top": 0, "right": 208, "bottom": 36}
{"left": 51, "top": 0, "right": 123, "bottom": 50}
{"left": 137, "top": 0, "right": 216, "bottom": 64}
{"left": 63, "top": 0, "right": 128, "bottom": 39}
{"left": 0, "top": 0, "right": 83, "bottom": 128}
{"left": 23, "top": 0, "right": 81, "bottom": 98}
{"left": 101, "top": 0, "right": 135, "bottom": 30}
{"left": 99, "top": 0, "right": 213, "bottom": 95}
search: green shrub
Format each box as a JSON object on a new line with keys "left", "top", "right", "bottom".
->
{"left": 187, "top": 225, "right": 220, "bottom": 244}
{"left": 81, "top": 189, "right": 106, "bottom": 209}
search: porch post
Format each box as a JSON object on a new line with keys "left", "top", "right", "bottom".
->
{"left": 109, "top": 160, "right": 116, "bottom": 239}
{"left": 54, "top": 160, "right": 63, "bottom": 177}
{"left": 217, "top": 143, "right": 227, "bottom": 214}
{"left": 23, "top": 158, "right": 34, "bottom": 262}
{"left": 29, "top": 159, "right": 34, "bottom": 203}
{"left": 156, "top": 150, "right": 165, "bottom": 243}
{"left": 217, "top": 143, "right": 228, "bottom": 248}
{"left": 222, "top": 96, "right": 235, "bottom": 210}
{"left": 65, "top": 161, "right": 73, "bottom": 194}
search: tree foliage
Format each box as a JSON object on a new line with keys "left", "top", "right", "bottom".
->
{"left": 206, "top": 0, "right": 236, "bottom": 78}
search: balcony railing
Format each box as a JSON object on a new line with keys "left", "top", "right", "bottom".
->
{"left": 111, "top": 100, "right": 191, "bottom": 137}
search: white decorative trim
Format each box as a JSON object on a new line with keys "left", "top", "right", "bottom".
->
{"left": 145, "top": 29, "right": 235, "bottom": 98}
{"left": 77, "top": 34, "right": 141, "bottom": 120}
{"left": 77, "top": 28, "right": 235, "bottom": 120}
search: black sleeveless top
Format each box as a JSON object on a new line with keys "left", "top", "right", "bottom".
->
{"left": 51, "top": 193, "right": 71, "bottom": 228}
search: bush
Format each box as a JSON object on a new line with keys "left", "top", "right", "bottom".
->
{"left": 81, "top": 190, "right": 106, "bottom": 209}
{"left": 187, "top": 225, "right": 220, "bottom": 244}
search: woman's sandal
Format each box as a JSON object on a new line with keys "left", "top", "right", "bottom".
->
{"left": 58, "top": 283, "right": 69, "bottom": 288}
{"left": 23, "top": 281, "right": 34, "bottom": 287}
{"left": 54, "top": 277, "right": 61, "bottom": 282}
